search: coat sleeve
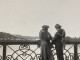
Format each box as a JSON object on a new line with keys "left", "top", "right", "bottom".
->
{"left": 52, "top": 30, "right": 62, "bottom": 43}
{"left": 48, "top": 32, "right": 52, "bottom": 40}
{"left": 52, "top": 32, "right": 59, "bottom": 40}
{"left": 52, "top": 29, "right": 66, "bottom": 43}
{"left": 39, "top": 30, "right": 47, "bottom": 40}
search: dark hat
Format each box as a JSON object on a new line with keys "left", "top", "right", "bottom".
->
{"left": 42, "top": 25, "right": 49, "bottom": 29}
{"left": 55, "top": 24, "right": 61, "bottom": 29}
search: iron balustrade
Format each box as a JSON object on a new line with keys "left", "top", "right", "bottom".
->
{"left": 0, "top": 40, "right": 80, "bottom": 60}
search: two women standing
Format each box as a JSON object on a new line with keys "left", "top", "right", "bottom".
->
{"left": 39, "top": 24, "right": 66, "bottom": 60}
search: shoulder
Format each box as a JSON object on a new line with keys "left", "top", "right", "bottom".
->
{"left": 59, "top": 29, "right": 65, "bottom": 32}
{"left": 57, "top": 29, "right": 65, "bottom": 35}
{"left": 61, "top": 29, "right": 65, "bottom": 33}
{"left": 61, "top": 29, "right": 65, "bottom": 31}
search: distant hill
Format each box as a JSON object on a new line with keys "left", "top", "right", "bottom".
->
{"left": 14, "top": 34, "right": 39, "bottom": 40}
{"left": 0, "top": 32, "right": 80, "bottom": 42}
{"left": 0, "top": 32, "right": 39, "bottom": 40}
{"left": 0, "top": 32, "right": 18, "bottom": 40}
{"left": 64, "top": 36, "right": 80, "bottom": 42}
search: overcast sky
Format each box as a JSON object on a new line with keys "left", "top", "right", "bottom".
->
{"left": 0, "top": 0, "right": 80, "bottom": 37}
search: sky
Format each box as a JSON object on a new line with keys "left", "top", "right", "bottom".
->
{"left": 0, "top": 0, "right": 80, "bottom": 37}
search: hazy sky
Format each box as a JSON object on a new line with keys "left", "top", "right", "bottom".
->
{"left": 0, "top": 0, "right": 80, "bottom": 37}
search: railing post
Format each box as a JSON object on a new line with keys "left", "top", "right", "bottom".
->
{"left": 3, "top": 44, "right": 6, "bottom": 60}
{"left": 74, "top": 43, "right": 78, "bottom": 60}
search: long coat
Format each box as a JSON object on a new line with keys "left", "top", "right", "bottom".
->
{"left": 39, "top": 29, "right": 53, "bottom": 60}
{"left": 52, "top": 29, "right": 65, "bottom": 60}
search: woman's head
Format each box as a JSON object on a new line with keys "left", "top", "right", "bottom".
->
{"left": 55, "top": 24, "right": 61, "bottom": 31}
{"left": 42, "top": 25, "right": 49, "bottom": 30}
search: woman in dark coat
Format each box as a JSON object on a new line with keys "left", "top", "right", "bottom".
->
{"left": 52, "top": 24, "right": 66, "bottom": 60}
{"left": 39, "top": 25, "right": 53, "bottom": 60}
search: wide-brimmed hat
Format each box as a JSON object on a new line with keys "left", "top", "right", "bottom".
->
{"left": 42, "top": 25, "right": 49, "bottom": 29}
{"left": 55, "top": 24, "right": 61, "bottom": 29}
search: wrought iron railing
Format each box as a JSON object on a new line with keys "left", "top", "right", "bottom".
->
{"left": 0, "top": 40, "right": 80, "bottom": 60}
